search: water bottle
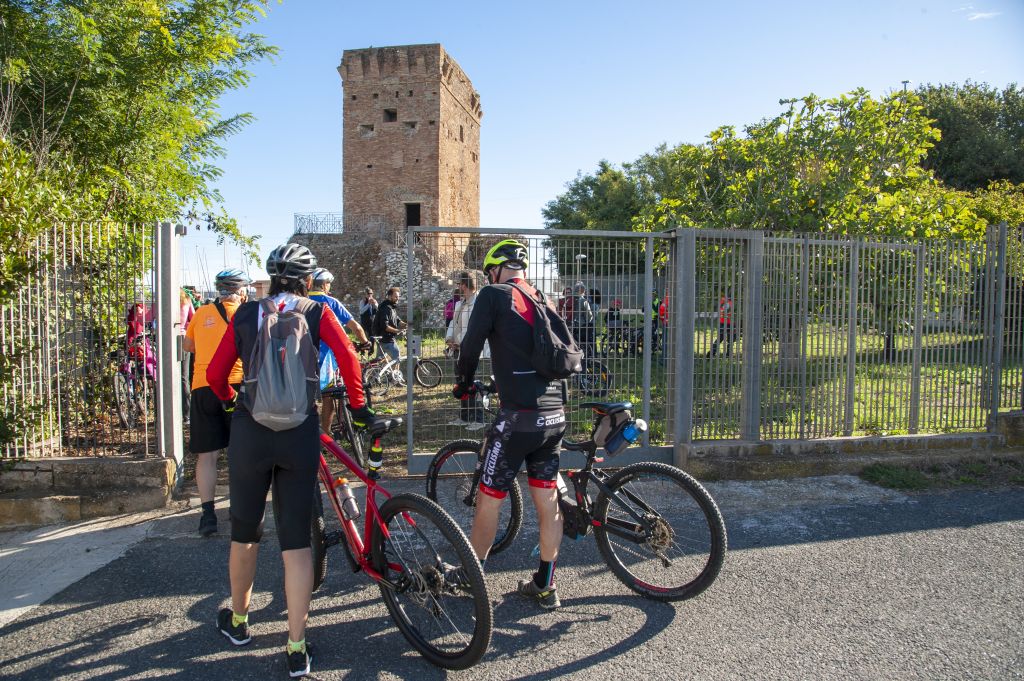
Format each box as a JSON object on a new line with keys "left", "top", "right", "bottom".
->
{"left": 335, "top": 477, "right": 361, "bottom": 520}
{"left": 555, "top": 473, "right": 569, "bottom": 499}
{"left": 604, "top": 418, "right": 647, "bottom": 457}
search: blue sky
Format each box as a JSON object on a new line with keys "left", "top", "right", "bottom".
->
{"left": 182, "top": 0, "right": 1024, "bottom": 284}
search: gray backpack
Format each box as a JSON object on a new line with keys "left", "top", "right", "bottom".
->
{"left": 242, "top": 297, "right": 320, "bottom": 431}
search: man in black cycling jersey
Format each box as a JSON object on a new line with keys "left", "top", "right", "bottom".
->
{"left": 453, "top": 239, "right": 567, "bottom": 609}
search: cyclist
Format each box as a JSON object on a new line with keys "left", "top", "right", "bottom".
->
{"left": 373, "top": 286, "right": 407, "bottom": 382}
{"left": 182, "top": 268, "right": 250, "bottom": 536}
{"left": 309, "top": 267, "right": 370, "bottom": 434}
{"left": 207, "top": 243, "right": 386, "bottom": 677}
{"left": 452, "top": 239, "right": 567, "bottom": 609}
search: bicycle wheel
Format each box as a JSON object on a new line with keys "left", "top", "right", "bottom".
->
{"left": 113, "top": 373, "right": 134, "bottom": 428}
{"left": 414, "top": 359, "right": 443, "bottom": 388}
{"left": 312, "top": 488, "right": 328, "bottom": 591}
{"left": 371, "top": 493, "right": 492, "bottom": 670}
{"left": 593, "top": 462, "right": 726, "bottom": 601}
{"left": 364, "top": 365, "right": 393, "bottom": 399}
{"left": 579, "top": 359, "right": 612, "bottom": 397}
{"left": 332, "top": 405, "right": 369, "bottom": 469}
{"left": 426, "top": 439, "right": 523, "bottom": 556}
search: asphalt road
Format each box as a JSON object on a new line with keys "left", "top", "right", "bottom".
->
{"left": 1, "top": 476, "right": 1022, "bottom": 680}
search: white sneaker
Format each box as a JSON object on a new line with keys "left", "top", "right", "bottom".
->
{"left": 447, "top": 419, "right": 469, "bottom": 426}
{"left": 466, "top": 422, "right": 485, "bottom": 431}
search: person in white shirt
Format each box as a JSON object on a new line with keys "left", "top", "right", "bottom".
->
{"left": 445, "top": 271, "right": 487, "bottom": 430}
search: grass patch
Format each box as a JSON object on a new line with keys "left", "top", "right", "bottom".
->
{"left": 861, "top": 458, "right": 1024, "bottom": 490}
{"left": 861, "top": 463, "right": 931, "bottom": 490}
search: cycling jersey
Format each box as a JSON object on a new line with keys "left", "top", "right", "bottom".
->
{"left": 456, "top": 278, "right": 566, "bottom": 412}
{"left": 207, "top": 294, "right": 366, "bottom": 410}
{"left": 186, "top": 300, "right": 242, "bottom": 390}
{"left": 309, "top": 291, "right": 354, "bottom": 370}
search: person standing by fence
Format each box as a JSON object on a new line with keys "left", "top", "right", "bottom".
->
{"left": 571, "top": 282, "right": 595, "bottom": 359}
{"left": 445, "top": 272, "right": 486, "bottom": 431}
{"left": 182, "top": 268, "right": 250, "bottom": 537}
{"left": 709, "top": 292, "right": 736, "bottom": 357}
{"left": 359, "top": 287, "right": 377, "bottom": 338}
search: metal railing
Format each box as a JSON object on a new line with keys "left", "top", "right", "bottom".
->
{"left": 388, "top": 224, "right": 1022, "bottom": 457}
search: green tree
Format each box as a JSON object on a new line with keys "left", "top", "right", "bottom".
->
{"left": 543, "top": 160, "right": 643, "bottom": 275}
{"left": 0, "top": 0, "right": 273, "bottom": 255}
{"left": 917, "top": 81, "right": 1024, "bottom": 190}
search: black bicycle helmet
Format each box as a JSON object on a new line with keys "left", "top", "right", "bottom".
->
{"left": 266, "top": 243, "right": 318, "bottom": 280}
{"left": 214, "top": 268, "right": 251, "bottom": 294}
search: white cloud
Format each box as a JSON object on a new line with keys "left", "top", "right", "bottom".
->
{"left": 967, "top": 11, "right": 1001, "bottom": 20}
{"left": 953, "top": 5, "right": 975, "bottom": 11}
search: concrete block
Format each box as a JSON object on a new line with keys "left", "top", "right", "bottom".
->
{"left": 0, "top": 493, "right": 81, "bottom": 529}
{"left": 0, "top": 465, "right": 55, "bottom": 493}
{"left": 81, "top": 487, "right": 170, "bottom": 518}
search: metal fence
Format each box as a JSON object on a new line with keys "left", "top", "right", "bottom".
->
{"left": 388, "top": 224, "right": 1021, "bottom": 456}
{"left": 1, "top": 222, "right": 160, "bottom": 458}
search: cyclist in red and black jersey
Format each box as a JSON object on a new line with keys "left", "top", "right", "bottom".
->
{"left": 454, "top": 239, "right": 567, "bottom": 609}
{"left": 206, "top": 243, "right": 387, "bottom": 677}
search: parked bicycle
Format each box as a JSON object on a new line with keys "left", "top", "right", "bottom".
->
{"left": 311, "top": 386, "right": 492, "bottom": 669}
{"left": 572, "top": 357, "right": 613, "bottom": 397}
{"left": 110, "top": 331, "right": 157, "bottom": 430}
{"left": 597, "top": 322, "right": 661, "bottom": 358}
{"left": 426, "top": 382, "right": 727, "bottom": 601}
{"left": 362, "top": 334, "right": 443, "bottom": 398}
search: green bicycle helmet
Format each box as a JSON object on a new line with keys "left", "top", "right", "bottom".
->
{"left": 482, "top": 239, "right": 529, "bottom": 273}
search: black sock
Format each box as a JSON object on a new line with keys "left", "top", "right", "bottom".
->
{"left": 201, "top": 501, "right": 215, "bottom": 515}
{"left": 534, "top": 559, "right": 555, "bottom": 588}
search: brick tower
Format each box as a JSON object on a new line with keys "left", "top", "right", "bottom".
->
{"left": 339, "top": 43, "right": 482, "bottom": 235}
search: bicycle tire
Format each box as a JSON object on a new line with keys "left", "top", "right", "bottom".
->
{"left": 426, "top": 439, "right": 523, "bottom": 556}
{"left": 593, "top": 462, "right": 726, "bottom": 601}
{"left": 414, "top": 359, "right": 443, "bottom": 388}
{"left": 333, "top": 404, "right": 369, "bottom": 470}
{"left": 579, "top": 359, "right": 613, "bottom": 397}
{"left": 311, "top": 488, "right": 328, "bottom": 591}
{"left": 113, "top": 373, "right": 133, "bottom": 428}
{"left": 371, "top": 493, "right": 492, "bottom": 670}
{"left": 364, "top": 365, "right": 393, "bottom": 399}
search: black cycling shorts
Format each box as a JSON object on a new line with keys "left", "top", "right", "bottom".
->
{"left": 227, "top": 409, "right": 320, "bottom": 551}
{"left": 188, "top": 384, "right": 239, "bottom": 454}
{"left": 478, "top": 408, "right": 566, "bottom": 499}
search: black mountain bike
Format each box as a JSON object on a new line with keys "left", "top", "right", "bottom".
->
{"left": 426, "top": 383, "right": 727, "bottom": 601}
{"left": 322, "top": 382, "right": 372, "bottom": 470}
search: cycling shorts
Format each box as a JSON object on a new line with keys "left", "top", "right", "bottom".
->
{"left": 227, "top": 410, "right": 320, "bottom": 551}
{"left": 478, "top": 408, "right": 566, "bottom": 499}
{"left": 188, "top": 384, "right": 239, "bottom": 454}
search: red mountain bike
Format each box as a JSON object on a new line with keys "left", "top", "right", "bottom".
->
{"left": 311, "top": 387, "right": 492, "bottom": 669}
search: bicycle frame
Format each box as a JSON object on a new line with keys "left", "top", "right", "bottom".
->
{"left": 562, "top": 454, "right": 660, "bottom": 545}
{"left": 317, "top": 432, "right": 408, "bottom": 589}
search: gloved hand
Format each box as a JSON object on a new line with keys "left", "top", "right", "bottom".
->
{"left": 452, "top": 382, "right": 475, "bottom": 401}
{"left": 222, "top": 393, "right": 237, "bottom": 413}
{"left": 350, "top": 404, "right": 376, "bottom": 427}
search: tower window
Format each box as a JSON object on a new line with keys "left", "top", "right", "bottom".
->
{"left": 429, "top": 120, "right": 436, "bottom": 125}
{"left": 351, "top": 94, "right": 357, "bottom": 100}
{"left": 408, "top": 90, "right": 413, "bottom": 96}
{"left": 359, "top": 124, "right": 374, "bottom": 137}
{"left": 404, "top": 121, "right": 417, "bottom": 131}
{"left": 405, "top": 203, "right": 421, "bottom": 228}
{"left": 372, "top": 92, "right": 378, "bottom": 99}
{"left": 366, "top": 164, "right": 373, "bottom": 168}
{"left": 460, "top": 125, "right": 464, "bottom": 142}
{"left": 383, "top": 109, "right": 397, "bottom": 122}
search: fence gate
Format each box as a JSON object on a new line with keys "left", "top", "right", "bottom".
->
{"left": 2, "top": 221, "right": 183, "bottom": 467}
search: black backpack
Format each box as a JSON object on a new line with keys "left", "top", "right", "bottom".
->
{"left": 507, "top": 282, "right": 584, "bottom": 380}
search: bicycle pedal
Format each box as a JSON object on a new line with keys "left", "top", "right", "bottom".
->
{"left": 324, "top": 530, "right": 344, "bottom": 548}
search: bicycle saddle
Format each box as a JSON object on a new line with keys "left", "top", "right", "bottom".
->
{"left": 368, "top": 415, "right": 402, "bottom": 437}
{"left": 321, "top": 385, "right": 348, "bottom": 398}
{"left": 579, "top": 401, "right": 632, "bottom": 415}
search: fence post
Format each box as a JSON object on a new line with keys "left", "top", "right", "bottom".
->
{"left": 405, "top": 225, "right": 416, "bottom": 461}
{"left": 641, "top": 235, "right": 654, "bottom": 448}
{"left": 844, "top": 240, "right": 859, "bottom": 436}
{"left": 156, "top": 221, "right": 184, "bottom": 481}
{"left": 741, "top": 232, "right": 764, "bottom": 441}
{"left": 673, "top": 230, "right": 696, "bottom": 462}
{"left": 909, "top": 244, "right": 926, "bottom": 433}
{"left": 798, "top": 237, "right": 809, "bottom": 439}
{"left": 989, "top": 222, "right": 1008, "bottom": 431}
